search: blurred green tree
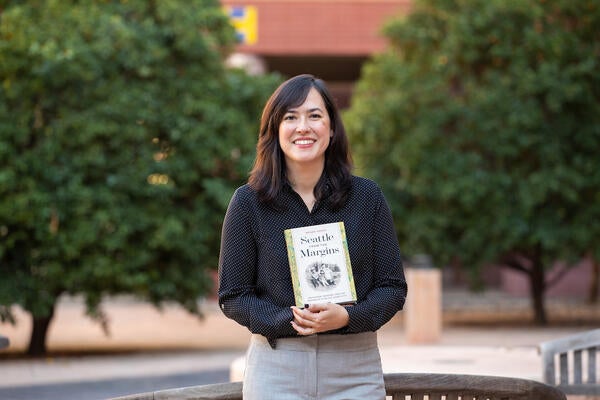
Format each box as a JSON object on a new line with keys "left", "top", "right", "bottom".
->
{"left": 0, "top": 0, "right": 279, "bottom": 355}
{"left": 345, "top": 0, "right": 600, "bottom": 324}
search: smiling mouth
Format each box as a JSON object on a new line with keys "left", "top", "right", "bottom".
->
{"left": 294, "top": 139, "right": 315, "bottom": 145}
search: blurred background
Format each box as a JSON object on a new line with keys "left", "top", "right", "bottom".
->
{"left": 0, "top": 0, "right": 599, "bottom": 398}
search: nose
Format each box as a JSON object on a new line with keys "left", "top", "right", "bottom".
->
{"left": 296, "top": 117, "right": 311, "bottom": 133}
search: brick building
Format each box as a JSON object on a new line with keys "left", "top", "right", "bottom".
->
{"left": 221, "top": 0, "right": 412, "bottom": 107}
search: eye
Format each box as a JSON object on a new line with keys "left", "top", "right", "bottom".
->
{"left": 309, "top": 113, "right": 322, "bottom": 119}
{"left": 283, "top": 114, "right": 296, "bottom": 121}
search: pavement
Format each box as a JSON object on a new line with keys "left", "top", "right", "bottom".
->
{"left": 0, "top": 289, "right": 598, "bottom": 399}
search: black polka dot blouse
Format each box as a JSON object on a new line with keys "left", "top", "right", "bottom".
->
{"left": 218, "top": 175, "right": 407, "bottom": 347}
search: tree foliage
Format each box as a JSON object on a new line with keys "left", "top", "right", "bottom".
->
{"left": 0, "top": 0, "right": 279, "bottom": 354}
{"left": 345, "top": 0, "right": 600, "bottom": 323}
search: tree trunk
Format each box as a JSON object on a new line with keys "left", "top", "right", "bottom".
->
{"left": 27, "top": 304, "right": 55, "bottom": 356}
{"left": 587, "top": 257, "right": 599, "bottom": 304}
{"left": 529, "top": 253, "right": 547, "bottom": 325}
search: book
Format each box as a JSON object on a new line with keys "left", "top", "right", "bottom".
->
{"left": 284, "top": 222, "right": 357, "bottom": 307}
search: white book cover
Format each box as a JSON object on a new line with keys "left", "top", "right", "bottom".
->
{"left": 284, "top": 222, "right": 357, "bottom": 307}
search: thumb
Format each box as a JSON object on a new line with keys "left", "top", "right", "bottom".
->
{"left": 307, "top": 303, "right": 329, "bottom": 313}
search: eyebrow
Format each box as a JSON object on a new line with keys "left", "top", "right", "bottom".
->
{"left": 286, "top": 107, "right": 324, "bottom": 113}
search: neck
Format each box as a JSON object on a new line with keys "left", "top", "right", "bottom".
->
{"left": 286, "top": 160, "right": 324, "bottom": 211}
{"left": 286, "top": 160, "right": 324, "bottom": 194}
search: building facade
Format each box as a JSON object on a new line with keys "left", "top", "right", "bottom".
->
{"left": 221, "top": 0, "right": 412, "bottom": 107}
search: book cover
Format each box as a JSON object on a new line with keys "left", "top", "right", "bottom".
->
{"left": 284, "top": 222, "right": 357, "bottom": 307}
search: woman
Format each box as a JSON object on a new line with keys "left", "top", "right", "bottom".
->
{"left": 218, "top": 74, "right": 407, "bottom": 400}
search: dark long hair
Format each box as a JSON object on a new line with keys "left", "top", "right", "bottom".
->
{"left": 249, "top": 74, "right": 353, "bottom": 210}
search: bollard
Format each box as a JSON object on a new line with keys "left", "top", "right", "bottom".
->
{"left": 404, "top": 254, "right": 442, "bottom": 344}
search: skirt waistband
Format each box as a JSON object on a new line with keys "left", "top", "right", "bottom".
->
{"left": 252, "top": 332, "right": 378, "bottom": 353}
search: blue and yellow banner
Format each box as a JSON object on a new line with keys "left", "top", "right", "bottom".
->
{"left": 224, "top": 5, "right": 258, "bottom": 45}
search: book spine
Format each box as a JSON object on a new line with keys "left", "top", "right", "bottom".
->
{"left": 284, "top": 229, "right": 304, "bottom": 307}
{"left": 338, "top": 222, "right": 357, "bottom": 302}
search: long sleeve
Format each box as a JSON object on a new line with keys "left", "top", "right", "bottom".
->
{"left": 218, "top": 188, "right": 296, "bottom": 339}
{"left": 344, "top": 186, "right": 407, "bottom": 333}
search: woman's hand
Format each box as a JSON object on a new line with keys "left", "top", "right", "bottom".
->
{"left": 290, "top": 303, "right": 349, "bottom": 335}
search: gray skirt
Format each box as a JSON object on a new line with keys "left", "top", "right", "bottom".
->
{"left": 242, "top": 332, "right": 385, "bottom": 400}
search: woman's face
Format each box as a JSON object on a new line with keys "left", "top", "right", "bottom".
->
{"left": 278, "top": 87, "right": 331, "bottom": 169}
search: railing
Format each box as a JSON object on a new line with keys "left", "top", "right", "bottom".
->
{"left": 110, "top": 372, "right": 566, "bottom": 400}
{"left": 539, "top": 328, "right": 600, "bottom": 396}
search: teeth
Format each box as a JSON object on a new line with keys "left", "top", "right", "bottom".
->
{"left": 295, "top": 139, "right": 314, "bottom": 145}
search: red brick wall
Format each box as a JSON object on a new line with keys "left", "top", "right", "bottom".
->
{"left": 221, "top": 0, "right": 412, "bottom": 56}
